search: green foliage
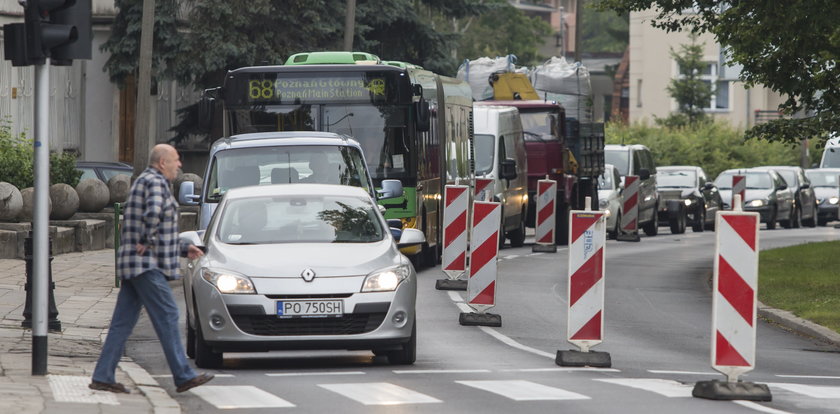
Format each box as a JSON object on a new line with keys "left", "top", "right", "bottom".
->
{"left": 605, "top": 121, "right": 816, "bottom": 179}
{"left": 0, "top": 120, "right": 82, "bottom": 189}
{"left": 456, "top": 0, "right": 553, "bottom": 68}
{"left": 594, "top": 0, "right": 840, "bottom": 146}
{"left": 581, "top": 1, "right": 629, "bottom": 53}
{"left": 662, "top": 36, "right": 712, "bottom": 126}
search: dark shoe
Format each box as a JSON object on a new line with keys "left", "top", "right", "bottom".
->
{"left": 89, "top": 381, "right": 130, "bottom": 394}
{"left": 176, "top": 373, "right": 214, "bottom": 393}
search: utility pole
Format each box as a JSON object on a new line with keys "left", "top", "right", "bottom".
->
{"left": 574, "top": 0, "right": 582, "bottom": 62}
{"left": 343, "top": 0, "right": 356, "bottom": 51}
{"left": 133, "top": 0, "right": 155, "bottom": 177}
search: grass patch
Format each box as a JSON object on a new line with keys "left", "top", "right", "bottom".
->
{"left": 759, "top": 240, "right": 840, "bottom": 334}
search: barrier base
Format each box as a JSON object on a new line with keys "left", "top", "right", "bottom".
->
{"left": 459, "top": 312, "right": 502, "bottom": 327}
{"left": 616, "top": 232, "right": 641, "bottom": 242}
{"left": 555, "top": 349, "right": 612, "bottom": 368}
{"left": 532, "top": 244, "right": 557, "bottom": 253}
{"left": 436, "top": 279, "right": 467, "bottom": 291}
{"left": 692, "top": 380, "right": 772, "bottom": 401}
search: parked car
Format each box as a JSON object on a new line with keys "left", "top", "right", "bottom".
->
{"left": 597, "top": 164, "right": 622, "bottom": 238}
{"left": 758, "top": 166, "right": 817, "bottom": 228}
{"left": 656, "top": 166, "right": 723, "bottom": 232}
{"left": 604, "top": 144, "right": 659, "bottom": 236}
{"left": 805, "top": 168, "right": 840, "bottom": 225}
{"left": 76, "top": 161, "right": 133, "bottom": 182}
{"left": 818, "top": 134, "right": 840, "bottom": 168}
{"left": 473, "top": 105, "right": 529, "bottom": 247}
{"left": 714, "top": 168, "right": 794, "bottom": 229}
{"left": 179, "top": 184, "right": 424, "bottom": 368}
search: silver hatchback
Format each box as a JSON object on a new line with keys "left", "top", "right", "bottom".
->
{"left": 179, "top": 184, "right": 424, "bottom": 368}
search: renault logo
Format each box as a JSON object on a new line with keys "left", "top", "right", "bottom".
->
{"left": 301, "top": 268, "right": 316, "bottom": 282}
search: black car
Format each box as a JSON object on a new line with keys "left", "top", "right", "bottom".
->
{"left": 76, "top": 161, "right": 133, "bottom": 183}
{"left": 656, "top": 166, "right": 723, "bottom": 233}
{"left": 759, "top": 166, "right": 817, "bottom": 228}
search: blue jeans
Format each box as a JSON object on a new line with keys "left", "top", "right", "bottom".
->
{"left": 93, "top": 269, "right": 196, "bottom": 386}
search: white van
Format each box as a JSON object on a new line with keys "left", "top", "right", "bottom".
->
{"left": 473, "top": 105, "right": 529, "bottom": 247}
{"left": 819, "top": 135, "right": 840, "bottom": 168}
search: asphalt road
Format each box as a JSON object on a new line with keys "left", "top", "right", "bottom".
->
{"left": 127, "top": 225, "right": 840, "bottom": 413}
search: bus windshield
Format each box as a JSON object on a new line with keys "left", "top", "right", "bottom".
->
{"left": 228, "top": 103, "right": 411, "bottom": 181}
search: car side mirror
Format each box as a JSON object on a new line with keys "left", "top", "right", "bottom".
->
{"left": 800, "top": 182, "right": 810, "bottom": 189}
{"left": 638, "top": 168, "right": 651, "bottom": 180}
{"left": 777, "top": 183, "right": 787, "bottom": 191}
{"left": 178, "top": 181, "right": 200, "bottom": 206}
{"left": 397, "top": 228, "right": 425, "bottom": 248}
{"left": 377, "top": 179, "right": 404, "bottom": 199}
{"left": 500, "top": 159, "right": 517, "bottom": 180}
{"left": 704, "top": 182, "right": 715, "bottom": 190}
{"left": 179, "top": 231, "right": 204, "bottom": 247}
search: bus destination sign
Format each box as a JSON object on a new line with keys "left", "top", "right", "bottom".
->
{"left": 247, "top": 76, "right": 387, "bottom": 103}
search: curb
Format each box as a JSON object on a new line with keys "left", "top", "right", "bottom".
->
{"left": 119, "top": 360, "right": 181, "bottom": 413}
{"left": 758, "top": 301, "right": 840, "bottom": 348}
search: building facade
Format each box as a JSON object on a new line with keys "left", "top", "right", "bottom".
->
{"left": 628, "top": 8, "right": 785, "bottom": 128}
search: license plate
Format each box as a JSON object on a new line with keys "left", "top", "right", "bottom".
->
{"left": 276, "top": 300, "right": 343, "bottom": 317}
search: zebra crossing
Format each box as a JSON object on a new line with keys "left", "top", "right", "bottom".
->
{"left": 176, "top": 373, "right": 840, "bottom": 411}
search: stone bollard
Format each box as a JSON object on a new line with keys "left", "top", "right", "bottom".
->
{"left": 21, "top": 233, "right": 62, "bottom": 332}
{"left": 0, "top": 182, "right": 23, "bottom": 221}
{"left": 49, "top": 183, "right": 79, "bottom": 220}
{"left": 76, "top": 178, "right": 110, "bottom": 212}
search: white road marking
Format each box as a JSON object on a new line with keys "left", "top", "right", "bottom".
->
{"left": 767, "top": 382, "right": 840, "bottom": 398}
{"left": 733, "top": 401, "right": 794, "bottom": 414}
{"left": 319, "top": 382, "right": 441, "bottom": 405}
{"left": 190, "top": 385, "right": 295, "bottom": 409}
{"left": 503, "top": 367, "right": 620, "bottom": 373}
{"left": 775, "top": 374, "right": 840, "bottom": 380}
{"left": 447, "top": 291, "right": 463, "bottom": 302}
{"left": 265, "top": 371, "right": 365, "bottom": 377}
{"left": 151, "top": 374, "right": 236, "bottom": 378}
{"left": 453, "top": 297, "right": 555, "bottom": 359}
{"left": 456, "top": 380, "right": 590, "bottom": 401}
{"left": 504, "top": 255, "right": 520, "bottom": 260}
{"left": 594, "top": 378, "right": 693, "bottom": 398}
{"left": 647, "top": 370, "right": 718, "bottom": 376}
{"left": 49, "top": 375, "right": 118, "bottom": 405}
{"left": 393, "top": 369, "right": 491, "bottom": 374}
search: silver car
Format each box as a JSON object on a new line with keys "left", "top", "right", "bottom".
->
{"left": 179, "top": 184, "right": 424, "bottom": 368}
{"left": 597, "top": 164, "right": 622, "bottom": 238}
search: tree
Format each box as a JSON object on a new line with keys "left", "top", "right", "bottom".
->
{"left": 595, "top": 0, "right": 840, "bottom": 146}
{"left": 660, "top": 36, "right": 713, "bottom": 127}
{"left": 581, "top": 1, "right": 628, "bottom": 53}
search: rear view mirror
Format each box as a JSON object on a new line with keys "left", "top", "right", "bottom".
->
{"left": 397, "top": 228, "right": 425, "bottom": 248}
{"left": 500, "top": 159, "right": 517, "bottom": 180}
{"left": 378, "top": 179, "right": 404, "bottom": 199}
{"left": 704, "top": 182, "right": 715, "bottom": 190}
{"left": 414, "top": 97, "right": 430, "bottom": 132}
{"left": 178, "top": 181, "right": 200, "bottom": 206}
{"left": 197, "top": 89, "right": 219, "bottom": 133}
{"left": 638, "top": 169, "right": 651, "bottom": 180}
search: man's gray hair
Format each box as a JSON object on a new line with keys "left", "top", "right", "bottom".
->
{"left": 148, "top": 144, "right": 169, "bottom": 167}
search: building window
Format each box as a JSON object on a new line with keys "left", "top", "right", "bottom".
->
{"left": 677, "top": 61, "right": 731, "bottom": 111}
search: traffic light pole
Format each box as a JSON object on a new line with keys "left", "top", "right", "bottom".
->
{"left": 32, "top": 61, "right": 51, "bottom": 375}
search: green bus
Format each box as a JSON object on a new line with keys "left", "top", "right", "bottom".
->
{"left": 202, "top": 52, "right": 473, "bottom": 265}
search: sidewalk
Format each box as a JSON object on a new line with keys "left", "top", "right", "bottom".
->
{"left": 0, "top": 249, "right": 180, "bottom": 414}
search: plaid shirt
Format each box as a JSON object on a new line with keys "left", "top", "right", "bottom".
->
{"left": 117, "top": 167, "right": 189, "bottom": 280}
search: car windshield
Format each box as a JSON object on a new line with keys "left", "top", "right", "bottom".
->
{"left": 205, "top": 145, "right": 371, "bottom": 201}
{"left": 775, "top": 170, "right": 797, "bottom": 187}
{"left": 218, "top": 194, "right": 384, "bottom": 244}
{"left": 805, "top": 170, "right": 839, "bottom": 187}
{"left": 598, "top": 170, "right": 613, "bottom": 190}
{"left": 473, "top": 134, "right": 495, "bottom": 175}
{"left": 604, "top": 150, "right": 629, "bottom": 176}
{"left": 657, "top": 170, "right": 695, "bottom": 188}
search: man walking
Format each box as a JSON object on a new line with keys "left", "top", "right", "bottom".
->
{"left": 90, "top": 144, "right": 213, "bottom": 394}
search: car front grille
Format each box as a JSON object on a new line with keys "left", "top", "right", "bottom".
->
{"left": 231, "top": 313, "right": 387, "bottom": 336}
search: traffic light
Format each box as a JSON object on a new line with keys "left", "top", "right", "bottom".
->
{"left": 2, "top": 0, "right": 91, "bottom": 66}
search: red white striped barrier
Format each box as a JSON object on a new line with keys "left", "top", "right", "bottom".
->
{"left": 567, "top": 208, "right": 607, "bottom": 351}
{"left": 711, "top": 195, "right": 759, "bottom": 382}
{"left": 731, "top": 175, "right": 746, "bottom": 210}
{"left": 475, "top": 178, "right": 494, "bottom": 202}
{"left": 533, "top": 179, "right": 557, "bottom": 252}
{"left": 617, "top": 175, "right": 640, "bottom": 241}
{"left": 467, "top": 201, "right": 501, "bottom": 310}
{"left": 442, "top": 185, "right": 469, "bottom": 279}
{"left": 556, "top": 197, "right": 611, "bottom": 367}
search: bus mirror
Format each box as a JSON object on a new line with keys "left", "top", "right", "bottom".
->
{"left": 197, "top": 97, "right": 215, "bottom": 132}
{"left": 415, "top": 98, "right": 430, "bottom": 132}
{"left": 412, "top": 84, "right": 423, "bottom": 97}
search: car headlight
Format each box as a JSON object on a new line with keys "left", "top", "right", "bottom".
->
{"left": 683, "top": 199, "right": 693, "bottom": 206}
{"left": 599, "top": 199, "right": 609, "bottom": 209}
{"left": 830, "top": 197, "right": 839, "bottom": 205}
{"left": 201, "top": 268, "right": 256, "bottom": 294}
{"left": 362, "top": 265, "right": 410, "bottom": 292}
{"left": 747, "top": 199, "right": 767, "bottom": 207}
